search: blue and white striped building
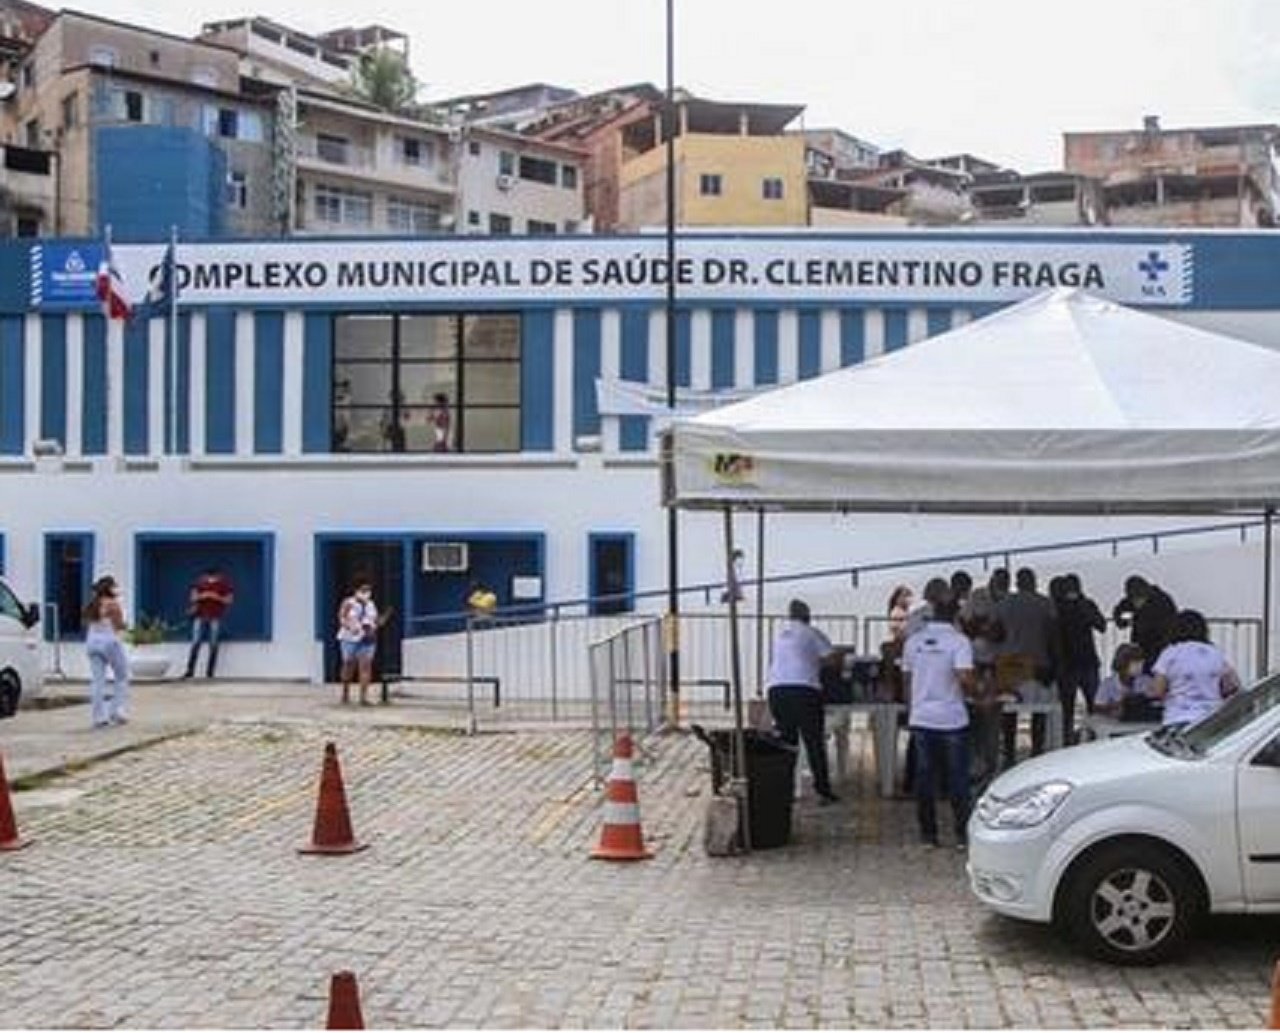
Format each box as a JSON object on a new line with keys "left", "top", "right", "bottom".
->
{"left": 3, "top": 229, "right": 1280, "bottom": 680}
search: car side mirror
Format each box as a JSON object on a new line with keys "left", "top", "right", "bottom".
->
{"left": 1252, "top": 737, "right": 1280, "bottom": 768}
{"left": 22, "top": 602, "right": 40, "bottom": 629}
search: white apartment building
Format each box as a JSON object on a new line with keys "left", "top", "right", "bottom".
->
{"left": 292, "top": 89, "right": 457, "bottom": 235}
{"left": 457, "top": 126, "right": 587, "bottom": 235}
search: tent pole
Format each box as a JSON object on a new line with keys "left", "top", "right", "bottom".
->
{"left": 755, "top": 508, "right": 765, "bottom": 698}
{"left": 1264, "top": 506, "right": 1274, "bottom": 676}
{"left": 724, "top": 506, "right": 750, "bottom": 853}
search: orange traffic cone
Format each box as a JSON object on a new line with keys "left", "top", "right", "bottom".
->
{"left": 325, "top": 971, "right": 365, "bottom": 1030}
{"left": 1269, "top": 958, "right": 1279, "bottom": 1030}
{"left": 591, "top": 733, "right": 652, "bottom": 861}
{"left": 299, "top": 743, "right": 368, "bottom": 855}
{"left": 0, "top": 751, "right": 30, "bottom": 852}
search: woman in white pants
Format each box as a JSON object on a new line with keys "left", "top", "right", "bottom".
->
{"left": 84, "top": 575, "right": 129, "bottom": 728}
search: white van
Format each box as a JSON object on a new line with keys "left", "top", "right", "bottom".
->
{"left": 0, "top": 576, "right": 41, "bottom": 717}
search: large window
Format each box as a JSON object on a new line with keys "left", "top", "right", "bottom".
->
{"left": 518, "top": 154, "right": 557, "bottom": 185}
{"left": 333, "top": 313, "right": 521, "bottom": 453}
{"left": 387, "top": 196, "right": 441, "bottom": 234}
{"left": 313, "top": 184, "right": 372, "bottom": 227}
{"left": 203, "top": 106, "right": 264, "bottom": 142}
{"left": 135, "top": 534, "right": 274, "bottom": 642}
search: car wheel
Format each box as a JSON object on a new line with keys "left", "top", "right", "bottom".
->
{"left": 0, "top": 669, "right": 20, "bottom": 719}
{"left": 1061, "top": 841, "right": 1201, "bottom": 965}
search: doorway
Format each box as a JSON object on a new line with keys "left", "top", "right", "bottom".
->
{"left": 589, "top": 534, "right": 634, "bottom": 615}
{"left": 318, "top": 538, "right": 405, "bottom": 681}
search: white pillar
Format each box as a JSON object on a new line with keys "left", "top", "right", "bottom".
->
{"left": 23, "top": 314, "right": 40, "bottom": 453}
{"left": 908, "top": 308, "right": 929, "bottom": 345}
{"left": 777, "top": 310, "right": 799, "bottom": 384}
{"left": 820, "top": 309, "right": 840, "bottom": 372}
{"left": 601, "top": 309, "right": 620, "bottom": 454}
{"left": 282, "top": 311, "right": 304, "bottom": 457}
{"left": 107, "top": 320, "right": 124, "bottom": 457}
{"left": 865, "top": 309, "right": 886, "bottom": 358}
{"left": 690, "top": 309, "right": 711, "bottom": 390}
{"left": 553, "top": 307, "right": 573, "bottom": 453}
{"left": 65, "top": 314, "right": 83, "bottom": 457}
{"left": 234, "top": 310, "right": 255, "bottom": 457}
{"left": 189, "top": 313, "right": 206, "bottom": 457}
{"left": 147, "top": 319, "right": 165, "bottom": 455}
{"left": 733, "top": 310, "right": 753, "bottom": 388}
{"left": 647, "top": 309, "right": 667, "bottom": 391}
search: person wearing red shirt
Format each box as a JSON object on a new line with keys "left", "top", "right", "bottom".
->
{"left": 183, "top": 568, "right": 234, "bottom": 679}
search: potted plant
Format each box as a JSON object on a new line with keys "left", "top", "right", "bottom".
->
{"left": 125, "top": 615, "right": 171, "bottom": 679}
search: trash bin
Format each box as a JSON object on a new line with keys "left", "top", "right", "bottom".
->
{"left": 692, "top": 725, "right": 798, "bottom": 849}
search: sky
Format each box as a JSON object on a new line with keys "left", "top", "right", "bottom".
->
{"left": 70, "top": 0, "right": 1280, "bottom": 172}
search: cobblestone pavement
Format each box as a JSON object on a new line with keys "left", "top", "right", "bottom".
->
{"left": 0, "top": 719, "right": 1275, "bottom": 1029}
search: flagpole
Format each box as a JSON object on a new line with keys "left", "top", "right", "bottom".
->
{"left": 166, "top": 225, "right": 178, "bottom": 455}
{"left": 103, "top": 222, "right": 116, "bottom": 458}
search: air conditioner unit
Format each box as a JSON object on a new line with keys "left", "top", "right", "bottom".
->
{"left": 423, "top": 541, "right": 469, "bottom": 573}
{"left": 496, "top": 173, "right": 516, "bottom": 191}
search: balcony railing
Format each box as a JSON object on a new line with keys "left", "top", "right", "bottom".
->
{"left": 298, "top": 135, "right": 376, "bottom": 169}
{"left": 297, "top": 135, "right": 457, "bottom": 190}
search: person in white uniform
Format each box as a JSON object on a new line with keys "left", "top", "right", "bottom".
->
{"left": 84, "top": 575, "right": 129, "bottom": 729}
{"left": 766, "top": 599, "right": 845, "bottom": 803}
{"left": 1094, "top": 643, "right": 1160, "bottom": 720}
{"left": 903, "top": 588, "right": 976, "bottom": 848}
{"left": 1151, "top": 609, "right": 1241, "bottom": 726}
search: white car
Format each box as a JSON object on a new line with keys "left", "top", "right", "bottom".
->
{"left": 0, "top": 576, "right": 42, "bottom": 718}
{"left": 968, "top": 675, "right": 1280, "bottom": 964}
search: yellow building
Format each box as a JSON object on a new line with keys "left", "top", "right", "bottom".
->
{"left": 617, "top": 96, "right": 808, "bottom": 229}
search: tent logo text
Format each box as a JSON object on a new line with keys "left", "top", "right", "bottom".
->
{"left": 711, "top": 453, "right": 756, "bottom": 485}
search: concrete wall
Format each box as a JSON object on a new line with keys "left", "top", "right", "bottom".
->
{"left": 620, "top": 134, "right": 807, "bottom": 228}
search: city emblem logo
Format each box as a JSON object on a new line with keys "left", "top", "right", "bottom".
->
{"left": 711, "top": 453, "right": 756, "bottom": 485}
{"left": 63, "top": 250, "right": 87, "bottom": 274}
{"left": 1137, "top": 249, "right": 1170, "bottom": 299}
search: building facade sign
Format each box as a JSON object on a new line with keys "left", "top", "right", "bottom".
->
{"left": 29, "top": 236, "right": 1194, "bottom": 310}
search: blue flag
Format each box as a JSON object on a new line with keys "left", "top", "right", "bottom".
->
{"left": 137, "top": 241, "right": 177, "bottom": 320}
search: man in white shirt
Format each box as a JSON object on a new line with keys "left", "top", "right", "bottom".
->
{"left": 767, "top": 598, "right": 844, "bottom": 803}
{"left": 903, "top": 589, "right": 976, "bottom": 848}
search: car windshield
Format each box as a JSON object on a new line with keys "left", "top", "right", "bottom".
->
{"left": 1177, "top": 674, "right": 1280, "bottom": 755}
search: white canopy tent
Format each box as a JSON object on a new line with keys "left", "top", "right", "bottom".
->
{"left": 663, "top": 290, "right": 1280, "bottom": 844}
{"left": 667, "top": 289, "right": 1280, "bottom": 515}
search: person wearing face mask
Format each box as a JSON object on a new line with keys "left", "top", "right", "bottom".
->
{"left": 1112, "top": 575, "right": 1178, "bottom": 673}
{"left": 1094, "top": 643, "right": 1160, "bottom": 721}
{"left": 1054, "top": 573, "right": 1106, "bottom": 741}
{"left": 337, "top": 578, "right": 379, "bottom": 706}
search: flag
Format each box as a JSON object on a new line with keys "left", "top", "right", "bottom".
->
{"left": 136, "top": 240, "right": 177, "bottom": 320}
{"left": 95, "top": 237, "right": 131, "bottom": 321}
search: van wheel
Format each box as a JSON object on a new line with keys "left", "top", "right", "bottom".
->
{"left": 0, "top": 670, "right": 20, "bottom": 719}
{"left": 1060, "top": 842, "right": 1201, "bottom": 965}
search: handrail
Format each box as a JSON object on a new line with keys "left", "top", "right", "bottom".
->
{"left": 406, "top": 516, "right": 1267, "bottom": 633}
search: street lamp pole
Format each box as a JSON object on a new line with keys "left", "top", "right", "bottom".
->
{"left": 664, "top": 0, "right": 682, "bottom": 723}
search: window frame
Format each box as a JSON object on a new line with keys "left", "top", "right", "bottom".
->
{"left": 226, "top": 170, "right": 248, "bottom": 209}
{"left": 762, "top": 176, "right": 784, "bottom": 200}
{"left": 331, "top": 312, "right": 523, "bottom": 455}
{"left": 313, "top": 183, "right": 372, "bottom": 227}
{"left": 700, "top": 173, "right": 723, "bottom": 196}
